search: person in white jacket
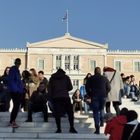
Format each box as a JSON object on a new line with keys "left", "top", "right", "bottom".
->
{"left": 103, "top": 66, "right": 124, "bottom": 115}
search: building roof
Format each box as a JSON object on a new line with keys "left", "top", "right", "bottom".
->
{"left": 26, "top": 33, "right": 108, "bottom": 49}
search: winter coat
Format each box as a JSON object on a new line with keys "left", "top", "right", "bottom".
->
{"left": 0, "top": 75, "right": 9, "bottom": 91}
{"left": 105, "top": 115, "right": 127, "bottom": 140}
{"left": 0, "top": 75, "right": 9, "bottom": 104}
{"left": 121, "top": 120, "right": 140, "bottom": 140}
{"left": 85, "top": 73, "right": 111, "bottom": 98}
{"left": 7, "top": 66, "right": 23, "bottom": 94}
{"left": 104, "top": 71, "right": 124, "bottom": 103}
{"left": 48, "top": 69, "right": 73, "bottom": 99}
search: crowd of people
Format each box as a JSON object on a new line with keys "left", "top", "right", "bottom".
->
{"left": 0, "top": 58, "right": 77, "bottom": 133}
{"left": 121, "top": 73, "right": 140, "bottom": 102}
{"left": 0, "top": 58, "right": 140, "bottom": 137}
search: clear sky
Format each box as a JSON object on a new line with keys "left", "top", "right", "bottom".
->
{"left": 0, "top": 0, "right": 140, "bottom": 50}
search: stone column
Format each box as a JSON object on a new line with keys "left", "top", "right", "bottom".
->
{"left": 70, "top": 55, "right": 74, "bottom": 71}
{"left": 78, "top": 55, "right": 81, "bottom": 73}
{"left": 61, "top": 55, "right": 65, "bottom": 70}
{"left": 104, "top": 54, "right": 107, "bottom": 67}
{"left": 52, "top": 54, "right": 56, "bottom": 72}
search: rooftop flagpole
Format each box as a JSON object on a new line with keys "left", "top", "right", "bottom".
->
{"left": 66, "top": 9, "right": 69, "bottom": 33}
{"left": 62, "top": 9, "right": 69, "bottom": 34}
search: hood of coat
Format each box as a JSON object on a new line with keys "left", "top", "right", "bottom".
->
{"left": 103, "top": 66, "right": 116, "bottom": 72}
{"left": 52, "top": 69, "right": 66, "bottom": 79}
{"left": 115, "top": 115, "right": 127, "bottom": 125}
{"left": 127, "top": 119, "right": 139, "bottom": 125}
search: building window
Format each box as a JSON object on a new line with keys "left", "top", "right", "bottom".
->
{"left": 56, "top": 55, "right": 61, "bottom": 70}
{"left": 90, "top": 60, "right": 96, "bottom": 71}
{"left": 73, "top": 79, "right": 79, "bottom": 90}
{"left": 114, "top": 60, "right": 121, "bottom": 71}
{"left": 65, "top": 55, "right": 70, "bottom": 70}
{"left": 134, "top": 61, "right": 140, "bottom": 72}
{"left": 38, "top": 59, "right": 45, "bottom": 70}
{"left": 73, "top": 55, "right": 79, "bottom": 70}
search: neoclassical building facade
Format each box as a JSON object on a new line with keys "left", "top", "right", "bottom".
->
{"left": 0, "top": 33, "right": 140, "bottom": 90}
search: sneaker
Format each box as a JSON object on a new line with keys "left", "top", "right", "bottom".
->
{"left": 94, "top": 130, "right": 100, "bottom": 134}
{"left": 55, "top": 129, "right": 62, "bottom": 133}
{"left": 131, "top": 99, "right": 138, "bottom": 102}
{"left": 11, "top": 122, "right": 19, "bottom": 128}
{"left": 69, "top": 127, "right": 77, "bottom": 133}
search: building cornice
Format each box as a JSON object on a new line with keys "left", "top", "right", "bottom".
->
{"left": 0, "top": 48, "right": 27, "bottom": 53}
{"left": 107, "top": 50, "right": 140, "bottom": 55}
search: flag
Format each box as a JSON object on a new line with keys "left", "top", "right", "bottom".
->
{"left": 62, "top": 11, "right": 67, "bottom": 21}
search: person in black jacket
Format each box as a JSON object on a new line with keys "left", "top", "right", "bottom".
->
{"left": 86, "top": 67, "right": 111, "bottom": 134}
{"left": 48, "top": 68, "right": 77, "bottom": 133}
{"left": 0, "top": 66, "right": 10, "bottom": 111}
{"left": 121, "top": 110, "right": 140, "bottom": 140}
{"left": 26, "top": 82, "right": 48, "bottom": 122}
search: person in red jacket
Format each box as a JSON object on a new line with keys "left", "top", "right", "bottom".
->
{"left": 104, "top": 107, "right": 128, "bottom": 140}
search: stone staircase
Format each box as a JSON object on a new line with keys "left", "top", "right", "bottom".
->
{"left": 120, "top": 98, "right": 140, "bottom": 121}
{"left": 0, "top": 111, "right": 108, "bottom": 140}
{"left": 0, "top": 98, "right": 140, "bottom": 140}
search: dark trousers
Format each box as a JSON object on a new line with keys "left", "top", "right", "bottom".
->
{"left": 91, "top": 97, "right": 106, "bottom": 132}
{"left": 106, "top": 101, "right": 120, "bottom": 115}
{"left": 53, "top": 97, "right": 74, "bottom": 130}
{"left": 27, "top": 102, "right": 48, "bottom": 121}
{"left": 10, "top": 93, "right": 21, "bottom": 123}
{"left": 0, "top": 90, "right": 11, "bottom": 112}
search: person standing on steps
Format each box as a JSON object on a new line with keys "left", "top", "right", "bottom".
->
{"left": 86, "top": 67, "right": 111, "bottom": 134}
{"left": 103, "top": 66, "right": 124, "bottom": 115}
{"left": 48, "top": 68, "right": 77, "bottom": 133}
{"left": 8, "top": 58, "right": 24, "bottom": 128}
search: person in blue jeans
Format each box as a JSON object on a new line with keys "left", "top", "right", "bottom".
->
{"left": 80, "top": 84, "right": 90, "bottom": 113}
{"left": 80, "top": 73, "right": 92, "bottom": 113}
{"left": 80, "top": 83, "right": 89, "bottom": 113}
{"left": 86, "top": 67, "right": 111, "bottom": 134}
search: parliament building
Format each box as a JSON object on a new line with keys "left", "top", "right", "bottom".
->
{"left": 0, "top": 33, "right": 140, "bottom": 90}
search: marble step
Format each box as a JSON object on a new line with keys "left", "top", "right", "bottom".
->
{"left": 0, "top": 123, "right": 93, "bottom": 133}
{"left": 0, "top": 133, "right": 108, "bottom": 140}
{"left": 0, "top": 121, "right": 91, "bottom": 127}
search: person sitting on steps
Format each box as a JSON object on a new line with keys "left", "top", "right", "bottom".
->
{"left": 26, "top": 82, "right": 48, "bottom": 122}
{"left": 72, "top": 89, "right": 83, "bottom": 114}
